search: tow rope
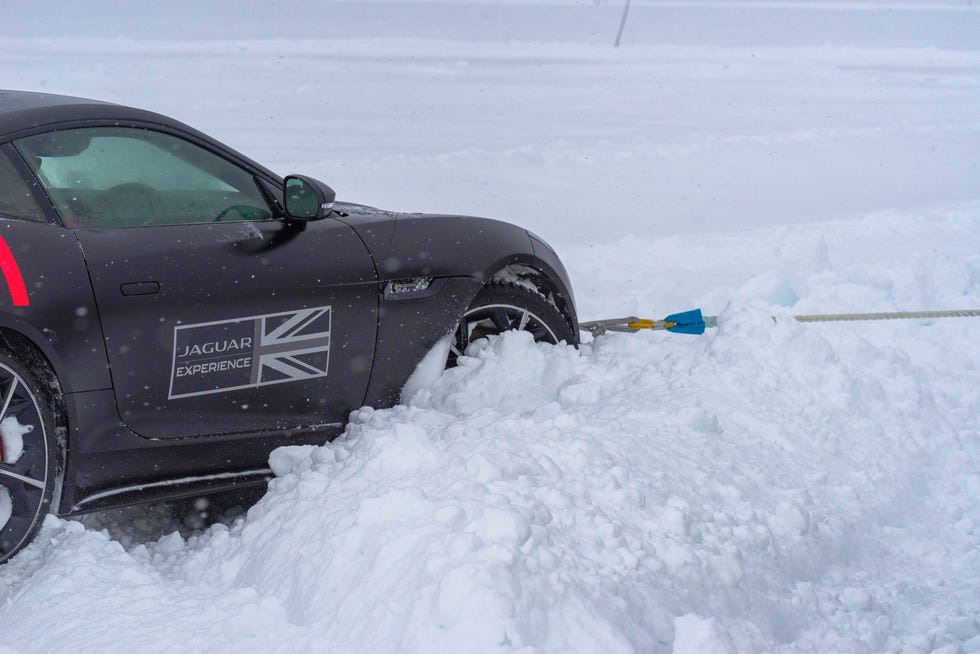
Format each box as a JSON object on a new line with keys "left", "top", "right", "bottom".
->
{"left": 580, "top": 308, "right": 980, "bottom": 337}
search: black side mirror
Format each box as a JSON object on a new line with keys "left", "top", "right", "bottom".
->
{"left": 283, "top": 175, "right": 336, "bottom": 220}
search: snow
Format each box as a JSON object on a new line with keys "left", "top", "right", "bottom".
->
{"left": 1, "top": 1, "right": 979, "bottom": 652}
{"left": 674, "top": 614, "right": 738, "bottom": 654}
{"left": 0, "top": 416, "right": 31, "bottom": 465}
{"left": 400, "top": 334, "right": 453, "bottom": 405}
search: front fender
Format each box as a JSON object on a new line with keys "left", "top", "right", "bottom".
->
{"left": 337, "top": 208, "right": 578, "bottom": 408}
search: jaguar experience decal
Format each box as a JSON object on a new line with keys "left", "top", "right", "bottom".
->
{"left": 169, "top": 306, "right": 332, "bottom": 399}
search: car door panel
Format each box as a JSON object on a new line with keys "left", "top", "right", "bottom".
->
{"left": 75, "top": 219, "right": 378, "bottom": 439}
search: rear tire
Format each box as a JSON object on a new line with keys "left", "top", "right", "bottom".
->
{"left": 448, "top": 282, "right": 576, "bottom": 367}
{"left": 0, "top": 349, "right": 62, "bottom": 564}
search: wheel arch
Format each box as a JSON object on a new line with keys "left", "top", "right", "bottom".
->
{"left": 0, "top": 329, "right": 69, "bottom": 446}
{"left": 486, "top": 259, "right": 579, "bottom": 344}
{"left": 0, "top": 317, "right": 71, "bottom": 397}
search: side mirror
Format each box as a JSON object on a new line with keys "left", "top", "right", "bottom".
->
{"left": 283, "top": 175, "right": 336, "bottom": 220}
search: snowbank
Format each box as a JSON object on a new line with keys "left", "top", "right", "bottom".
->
{"left": 2, "top": 260, "right": 978, "bottom": 651}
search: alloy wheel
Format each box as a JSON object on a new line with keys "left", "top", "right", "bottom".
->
{"left": 0, "top": 361, "right": 50, "bottom": 560}
{"left": 449, "top": 302, "right": 560, "bottom": 366}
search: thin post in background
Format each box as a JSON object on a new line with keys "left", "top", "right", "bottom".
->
{"left": 614, "top": 0, "right": 632, "bottom": 47}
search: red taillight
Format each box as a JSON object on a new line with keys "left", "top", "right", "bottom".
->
{"left": 0, "top": 236, "right": 29, "bottom": 307}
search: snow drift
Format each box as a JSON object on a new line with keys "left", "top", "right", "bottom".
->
{"left": 2, "top": 240, "right": 978, "bottom": 651}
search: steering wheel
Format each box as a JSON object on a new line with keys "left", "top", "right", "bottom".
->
{"left": 213, "top": 204, "right": 268, "bottom": 222}
{"left": 99, "top": 182, "right": 163, "bottom": 227}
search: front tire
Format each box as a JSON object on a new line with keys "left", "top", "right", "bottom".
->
{"left": 0, "top": 349, "right": 62, "bottom": 564}
{"left": 448, "top": 282, "right": 576, "bottom": 367}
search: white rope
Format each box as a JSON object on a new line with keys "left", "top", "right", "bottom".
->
{"left": 707, "top": 309, "right": 980, "bottom": 328}
{"left": 789, "top": 309, "right": 980, "bottom": 323}
{"left": 580, "top": 309, "right": 980, "bottom": 336}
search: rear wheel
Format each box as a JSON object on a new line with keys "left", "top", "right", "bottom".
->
{"left": 448, "top": 282, "right": 576, "bottom": 367}
{"left": 0, "top": 350, "right": 61, "bottom": 564}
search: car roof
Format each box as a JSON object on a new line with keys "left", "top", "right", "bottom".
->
{"left": 0, "top": 90, "right": 281, "bottom": 181}
{"left": 0, "top": 90, "right": 178, "bottom": 139}
{"left": 0, "top": 89, "right": 112, "bottom": 112}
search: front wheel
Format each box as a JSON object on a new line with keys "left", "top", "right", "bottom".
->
{"left": 0, "top": 350, "right": 62, "bottom": 564}
{"left": 448, "top": 282, "right": 576, "bottom": 367}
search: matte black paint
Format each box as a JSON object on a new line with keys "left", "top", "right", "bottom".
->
{"left": 0, "top": 91, "right": 579, "bottom": 514}
{"left": 75, "top": 220, "right": 378, "bottom": 439}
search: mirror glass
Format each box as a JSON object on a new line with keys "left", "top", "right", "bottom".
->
{"left": 284, "top": 176, "right": 320, "bottom": 219}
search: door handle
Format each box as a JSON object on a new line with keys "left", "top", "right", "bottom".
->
{"left": 120, "top": 281, "right": 160, "bottom": 296}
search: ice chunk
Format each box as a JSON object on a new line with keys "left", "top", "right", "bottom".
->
{"left": 673, "top": 614, "right": 737, "bottom": 654}
{"left": 839, "top": 587, "right": 872, "bottom": 611}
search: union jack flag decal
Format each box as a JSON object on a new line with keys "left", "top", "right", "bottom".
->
{"left": 254, "top": 307, "right": 332, "bottom": 385}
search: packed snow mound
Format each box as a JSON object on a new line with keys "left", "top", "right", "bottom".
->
{"left": 2, "top": 300, "right": 977, "bottom": 652}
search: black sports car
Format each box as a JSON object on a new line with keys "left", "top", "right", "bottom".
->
{"left": 0, "top": 90, "right": 578, "bottom": 563}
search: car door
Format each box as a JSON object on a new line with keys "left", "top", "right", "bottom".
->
{"left": 14, "top": 126, "right": 378, "bottom": 440}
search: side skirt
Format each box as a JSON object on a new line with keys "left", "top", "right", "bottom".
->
{"left": 63, "top": 469, "right": 272, "bottom": 516}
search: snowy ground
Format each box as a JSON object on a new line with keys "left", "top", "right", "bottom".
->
{"left": 1, "top": 1, "right": 979, "bottom": 652}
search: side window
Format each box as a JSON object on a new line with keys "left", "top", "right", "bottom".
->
{"left": 14, "top": 127, "right": 273, "bottom": 228}
{"left": 0, "top": 150, "right": 47, "bottom": 222}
